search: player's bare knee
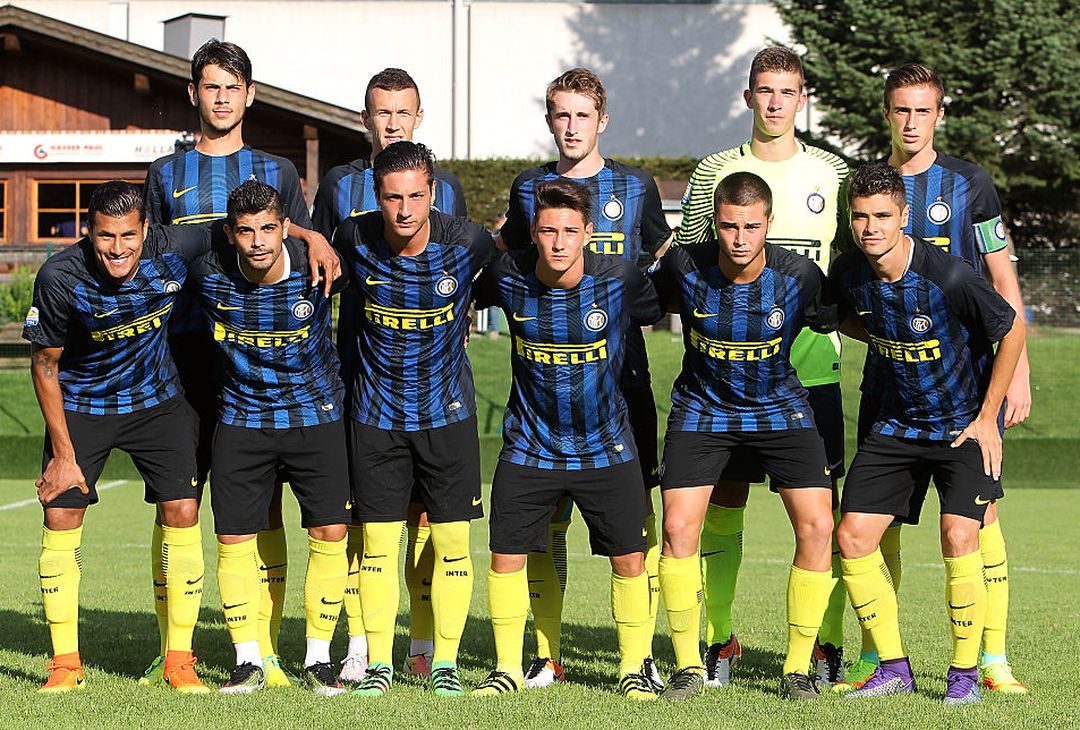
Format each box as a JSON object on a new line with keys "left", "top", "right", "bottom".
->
{"left": 309, "top": 523, "right": 347, "bottom": 542}
{"left": 159, "top": 498, "right": 199, "bottom": 528}
{"left": 610, "top": 552, "right": 645, "bottom": 578}
{"left": 43, "top": 507, "right": 85, "bottom": 531}
{"left": 491, "top": 552, "right": 526, "bottom": 574}
{"left": 836, "top": 519, "right": 872, "bottom": 558}
{"left": 794, "top": 512, "right": 834, "bottom": 552}
{"left": 662, "top": 511, "right": 701, "bottom": 556}
{"left": 939, "top": 517, "right": 980, "bottom": 556}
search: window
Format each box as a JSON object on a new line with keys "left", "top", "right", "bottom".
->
{"left": 33, "top": 179, "right": 140, "bottom": 242}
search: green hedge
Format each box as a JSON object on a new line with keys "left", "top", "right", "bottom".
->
{"left": 441, "top": 156, "right": 697, "bottom": 230}
{"left": 0, "top": 270, "right": 34, "bottom": 326}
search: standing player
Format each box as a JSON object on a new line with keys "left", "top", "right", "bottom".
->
{"left": 653, "top": 173, "right": 838, "bottom": 701}
{"left": 498, "top": 67, "right": 671, "bottom": 690}
{"left": 312, "top": 67, "right": 468, "bottom": 683}
{"left": 854, "top": 63, "right": 1030, "bottom": 694}
{"left": 189, "top": 181, "right": 350, "bottom": 696}
{"left": 142, "top": 39, "right": 338, "bottom": 688}
{"left": 333, "top": 142, "right": 493, "bottom": 698}
{"left": 24, "top": 182, "right": 212, "bottom": 693}
{"left": 831, "top": 162, "right": 1025, "bottom": 705}
{"left": 675, "top": 46, "right": 851, "bottom": 688}
{"left": 472, "top": 178, "right": 663, "bottom": 700}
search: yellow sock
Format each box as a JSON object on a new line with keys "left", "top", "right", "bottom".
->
{"left": 659, "top": 554, "right": 703, "bottom": 671}
{"left": 488, "top": 567, "right": 528, "bottom": 678}
{"left": 40, "top": 526, "right": 82, "bottom": 657}
{"left": 406, "top": 524, "right": 435, "bottom": 643}
{"left": 344, "top": 525, "right": 365, "bottom": 639}
{"left": 360, "top": 521, "right": 404, "bottom": 666}
{"left": 161, "top": 524, "right": 204, "bottom": 653}
{"left": 861, "top": 525, "right": 902, "bottom": 657}
{"left": 783, "top": 565, "right": 833, "bottom": 675}
{"left": 700, "top": 504, "right": 743, "bottom": 644}
{"left": 305, "top": 535, "right": 348, "bottom": 641}
{"left": 644, "top": 513, "right": 660, "bottom": 655}
{"left": 818, "top": 509, "right": 846, "bottom": 648}
{"left": 430, "top": 521, "right": 473, "bottom": 664}
{"left": 842, "top": 549, "right": 903, "bottom": 660}
{"left": 612, "top": 571, "right": 651, "bottom": 676}
{"left": 528, "top": 519, "right": 569, "bottom": 661}
{"left": 217, "top": 539, "right": 260, "bottom": 646}
{"left": 255, "top": 527, "right": 287, "bottom": 657}
{"left": 980, "top": 519, "right": 1009, "bottom": 658}
{"left": 944, "top": 550, "right": 986, "bottom": 669}
{"left": 151, "top": 523, "right": 168, "bottom": 655}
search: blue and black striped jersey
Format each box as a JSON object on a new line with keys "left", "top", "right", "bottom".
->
{"left": 652, "top": 242, "right": 837, "bottom": 433}
{"left": 189, "top": 236, "right": 345, "bottom": 429}
{"left": 144, "top": 146, "right": 314, "bottom": 335}
{"left": 312, "top": 159, "right": 468, "bottom": 386}
{"left": 501, "top": 159, "right": 670, "bottom": 390}
{"left": 23, "top": 225, "right": 212, "bottom": 415}
{"left": 832, "top": 239, "right": 1015, "bottom": 441}
{"left": 334, "top": 210, "right": 494, "bottom": 431}
{"left": 474, "top": 249, "right": 662, "bottom": 470}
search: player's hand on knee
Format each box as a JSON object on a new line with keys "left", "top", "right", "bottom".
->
{"left": 37, "top": 457, "right": 89, "bottom": 505}
{"left": 951, "top": 415, "right": 1003, "bottom": 480}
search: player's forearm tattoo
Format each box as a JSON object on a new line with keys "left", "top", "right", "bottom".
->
{"left": 33, "top": 349, "right": 56, "bottom": 379}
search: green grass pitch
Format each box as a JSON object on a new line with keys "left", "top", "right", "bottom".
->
{"left": 0, "top": 330, "right": 1077, "bottom": 727}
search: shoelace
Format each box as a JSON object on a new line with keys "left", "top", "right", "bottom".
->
{"left": 788, "top": 673, "right": 817, "bottom": 693}
{"left": 620, "top": 673, "right": 652, "bottom": 693}
{"left": 669, "top": 668, "right": 703, "bottom": 690}
{"left": 432, "top": 666, "right": 462, "bottom": 691}
{"left": 358, "top": 666, "right": 392, "bottom": 690}
{"left": 309, "top": 662, "right": 339, "bottom": 685}
{"left": 478, "top": 670, "right": 518, "bottom": 692}
{"left": 229, "top": 662, "right": 260, "bottom": 684}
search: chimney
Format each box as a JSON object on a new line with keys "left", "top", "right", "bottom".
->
{"left": 163, "top": 13, "right": 226, "bottom": 59}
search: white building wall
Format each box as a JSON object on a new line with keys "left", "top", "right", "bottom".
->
{"left": 10, "top": 0, "right": 794, "bottom": 159}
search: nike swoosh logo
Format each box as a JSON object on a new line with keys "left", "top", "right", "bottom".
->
{"left": 93, "top": 309, "right": 119, "bottom": 319}
{"left": 948, "top": 602, "right": 975, "bottom": 610}
{"left": 527, "top": 579, "right": 544, "bottom": 584}
{"left": 852, "top": 600, "right": 876, "bottom": 611}
{"left": 472, "top": 497, "right": 483, "bottom": 506}
{"left": 216, "top": 302, "right": 242, "bottom": 311}
{"left": 443, "top": 556, "right": 468, "bottom": 563}
{"left": 153, "top": 580, "right": 166, "bottom": 588}
{"left": 365, "top": 276, "right": 389, "bottom": 286}
{"left": 349, "top": 209, "right": 369, "bottom": 218}
{"left": 692, "top": 308, "right": 718, "bottom": 318}
{"left": 701, "top": 550, "right": 725, "bottom": 558}
{"left": 974, "top": 496, "right": 992, "bottom": 505}
{"left": 320, "top": 597, "right": 343, "bottom": 605}
{"left": 512, "top": 313, "right": 535, "bottom": 322}
{"left": 173, "top": 185, "right": 197, "bottom": 199}
{"left": 222, "top": 602, "right": 247, "bottom": 610}
{"left": 363, "top": 553, "right": 387, "bottom": 560}
{"left": 186, "top": 575, "right": 203, "bottom": 585}
{"left": 983, "top": 560, "right": 1006, "bottom": 569}
{"left": 39, "top": 574, "right": 62, "bottom": 580}
{"left": 856, "top": 310, "right": 872, "bottom": 316}
{"left": 347, "top": 570, "right": 359, "bottom": 576}
{"left": 259, "top": 563, "right": 287, "bottom": 571}
{"left": 190, "top": 477, "right": 198, "bottom": 487}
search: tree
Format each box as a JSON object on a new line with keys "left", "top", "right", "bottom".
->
{"left": 776, "top": 0, "right": 1080, "bottom": 250}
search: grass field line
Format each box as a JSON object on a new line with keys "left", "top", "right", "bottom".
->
{"left": 0, "top": 479, "right": 126, "bottom": 511}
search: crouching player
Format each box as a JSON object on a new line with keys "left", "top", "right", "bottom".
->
{"left": 189, "top": 181, "right": 351, "bottom": 696}
{"left": 831, "top": 162, "right": 1025, "bottom": 705}
{"left": 24, "top": 181, "right": 213, "bottom": 692}
{"left": 651, "top": 172, "right": 839, "bottom": 701}
{"left": 472, "top": 178, "right": 663, "bottom": 700}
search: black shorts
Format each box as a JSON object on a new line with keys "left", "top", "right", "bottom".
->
{"left": 490, "top": 459, "right": 647, "bottom": 557}
{"left": 42, "top": 396, "right": 199, "bottom": 509}
{"left": 661, "top": 428, "right": 832, "bottom": 491}
{"left": 840, "top": 432, "right": 1003, "bottom": 525}
{"left": 717, "top": 383, "right": 845, "bottom": 484}
{"left": 210, "top": 419, "right": 350, "bottom": 535}
{"left": 623, "top": 384, "right": 660, "bottom": 489}
{"left": 349, "top": 415, "right": 482, "bottom": 523}
{"left": 170, "top": 332, "right": 218, "bottom": 486}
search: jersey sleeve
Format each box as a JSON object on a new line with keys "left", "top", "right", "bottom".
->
{"left": 278, "top": 160, "right": 314, "bottom": 229}
{"left": 943, "top": 260, "right": 1016, "bottom": 343}
{"left": 311, "top": 171, "right": 343, "bottom": 241}
{"left": 624, "top": 262, "right": 663, "bottom": 325}
{"left": 142, "top": 163, "right": 168, "bottom": 225}
{"left": 674, "top": 158, "right": 717, "bottom": 245}
{"left": 499, "top": 174, "right": 532, "bottom": 250}
{"left": 23, "top": 262, "right": 72, "bottom": 348}
{"left": 472, "top": 254, "right": 506, "bottom": 310}
{"left": 639, "top": 171, "right": 672, "bottom": 256}
{"left": 467, "top": 224, "right": 498, "bottom": 275}
{"left": 800, "top": 263, "right": 839, "bottom": 334}
{"left": 827, "top": 253, "right": 857, "bottom": 324}
{"left": 969, "top": 168, "right": 1008, "bottom": 255}
{"left": 444, "top": 171, "right": 469, "bottom": 218}
{"left": 833, "top": 171, "right": 856, "bottom": 254}
{"left": 647, "top": 248, "right": 681, "bottom": 313}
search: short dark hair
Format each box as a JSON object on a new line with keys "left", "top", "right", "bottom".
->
{"left": 226, "top": 180, "right": 284, "bottom": 225}
{"left": 372, "top": 141, "right": 435, "bottom": 191}
{"left": 749, "top": 46, "right": 803, "bottom": 91}
{"left": 883, "top": 62, "right": 945, "bottom": 109}
{"left": 365, "top": 67, "right": 420, "bottom": 110}
{"left": 546, "top": 67, "right": 607, "bottom": 117}
{"left": 87, "top": 181, "right": 144, "bottom": 227}
{"left": 847, "top": 161, "right": 907, "bottom": 209}
{"left": 532, "top": 178, "right": 592, "bottom": 225}
{"left": 191, "top": 39, "right": 253, "bottom": 87}
{"left": 713, "top": 172, "right": 773, "bottom": 218}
